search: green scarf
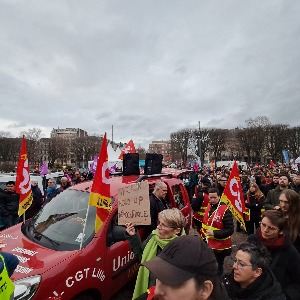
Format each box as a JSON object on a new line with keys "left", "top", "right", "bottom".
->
{"left": 132, "top": 229, "right": 185, "bottom": 300}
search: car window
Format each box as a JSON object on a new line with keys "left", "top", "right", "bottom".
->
{"left": 172, "top": 184, "right": 185, "bottom": 210}
{"left": 22, "top": 190, "right": 96, "bottom": 251}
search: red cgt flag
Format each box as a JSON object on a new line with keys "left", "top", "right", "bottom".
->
{"left": 220, "top": 161, "right": 246, "bottom": 230}
{"left": 16, "top": 136, "right": 33, "bottom": 217}
{"left": 88, "top": 133, "right": 112, "bottom": 233}
{"left": 118, "top": 139, "right": 136, "bottom": 160}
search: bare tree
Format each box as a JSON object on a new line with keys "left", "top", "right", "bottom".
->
{"left": 0, "top": 131, "right": 13, "bottom": 138}
{"left": 170, "top": 129, "right": 192, "bottom": 163}
{"left": 208, "top": 128, "right": 228, "bottom": 161}
{"left": 136, "top": 147, "right": 146, "bottom": 160}
{"left": 47, "top": 138, "right": 68, "bottom": 168}
{"left": 192, "top": 128, "right": 210, "bottom": 164}
{"left": 265, "top": 124, "right": 290, "bottom": 161}
{"left": 0, "top": 137, "right": 20, "bottom": 165}
{"left": 245, "top": 116, "right": 270, "bottom": 162}
{"left": 19, "top": 128, "right": 45, "bottom": 167}
{"left": 287, "top": 126, "right": 300, "bottom": 159}
{"left": 72, "top": 136, "right": 102, "bottom": 167}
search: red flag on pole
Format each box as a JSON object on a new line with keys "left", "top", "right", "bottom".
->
{"left": 220, "top": 161, "right": 246, "bottom": 230}
{"left": 88, "top": 133, "right": 112, "bottom": 233}
{"left": 118, "top": 139, "right": 136, "bottom": 160}
{"left": 15, "top": 136, "right": 33, "bottom": 216}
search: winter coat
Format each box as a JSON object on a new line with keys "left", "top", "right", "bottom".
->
{"left": 263, "top": 186, "right": 289, "bottom": 210}
{"left": 248, "top": 230, "right": 300, "bottom": 300}
{"left": 25, "top": 185, "right": 43, "bottom": 219}
{"left": 0, "top": 190, "right": 20, "bottom": 217}
{"left": 222, "top": 268, "right": 285, "bottom": 300}
{"left": 244, "top": 193, "right": 265, "bottom": 222}
{"left": 147, "top": 193, "right": 168, "bottom": 236}
{"left": 0, "top": 251, "right": 19, "bottom": 277}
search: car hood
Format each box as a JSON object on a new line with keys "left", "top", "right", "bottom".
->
{"left": 0, "top": 223, "right": 78, "bottom": 281}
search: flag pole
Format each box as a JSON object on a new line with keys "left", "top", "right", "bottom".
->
{"left": 79, "top": 204, "right": 91, "bottom": 250}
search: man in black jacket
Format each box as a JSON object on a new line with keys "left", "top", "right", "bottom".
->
{"left": 0, "top": 181, "right": 20, "bottom": 229}
{"left": 146, "top": 182, "right": 169, "bottom": 236}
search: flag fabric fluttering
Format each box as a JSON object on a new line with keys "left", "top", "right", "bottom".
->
{"left": 88, "top": 133, "right": 112, "bottom": 233}
{"left": 89, "top": 154, "right": 98, "bottom": 175}
{"left": 165, "top": 155, "right": 173, "bottom": 162}
{"left": 15, "top": 136, "right": 33, "bottom": 217}
{"left": 39, "top": 161, "right": 49, "bottom": 175}
{"left": 282, "top": 150, "right": 290, "bottom": 164}
{"left": 118, "top": 139, "right": 136, "bottom": 160}
{"left": 220, "top": 161, "right": 246, "bottom": 230}
{"left": 109, "top": 163, "right": 117, "bottom": 174}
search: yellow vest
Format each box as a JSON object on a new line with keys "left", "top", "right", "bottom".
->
{"left": 0, "top": 254, "right": 15, "bottom": 300}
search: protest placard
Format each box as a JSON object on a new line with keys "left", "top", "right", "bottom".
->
{"left": 118, "top": 181, "right": 151, "bottom": 225}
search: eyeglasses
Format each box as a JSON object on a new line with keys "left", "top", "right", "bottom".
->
{"left": 259, "top": 222, "right": 278, "bottom": 233}
{"left": 233, "top": 258, "right": 252, "bottom": 269}
{"left": 157, "top": 220, "right": 176, "bottom": 229}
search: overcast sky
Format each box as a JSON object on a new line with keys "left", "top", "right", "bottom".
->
{"left": 1, "top": 0, "right": 300, "bottom": 149}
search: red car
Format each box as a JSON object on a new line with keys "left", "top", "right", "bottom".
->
{"left": 0, "top": 172, "right": 191, "bottom": 300}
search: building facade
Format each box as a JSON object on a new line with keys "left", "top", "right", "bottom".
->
{"left": 50, "top": 128, "right": 88, "bottom": 139}
{"left": 148, "top": 140, "right": 171, "bottom": 158}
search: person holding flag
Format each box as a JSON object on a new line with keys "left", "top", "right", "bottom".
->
{"left": 201, "top": 161, "right": 246, "bottom": 275}
{"left": 200, "top": 188, "right": 234, "bottom": 276}
{"left": 0, "top": 136, "right": 33, "bottom": 228}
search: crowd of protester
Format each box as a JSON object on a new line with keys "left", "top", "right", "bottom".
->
{"left": 1, "top": 159, "right": 300, "bottom": 299}
{"left": 0, "top": 168, "right": 94, "bottom": 231}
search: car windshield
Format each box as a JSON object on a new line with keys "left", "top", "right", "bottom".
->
{"left": 22, "top": 189, "right": 96, "bottom": 251}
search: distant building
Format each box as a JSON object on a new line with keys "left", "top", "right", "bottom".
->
{"left": 50, "top": 128, "right": 88, "bottom": 139}
{"left": 148, "top": 140, "right": 171, "bottom": 158}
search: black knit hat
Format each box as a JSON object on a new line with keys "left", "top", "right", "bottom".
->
{"left": 200, "top": 177, "right": 211, "bottom": 187}
{"left": 142, "top": 235, "right": 218, "bottom": 286}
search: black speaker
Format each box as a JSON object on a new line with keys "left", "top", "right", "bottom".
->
{"left": 123, "top": 153, "right": 140, "bottom": 176}
{"left": 145, "top": 153, "right": 163, "bottom": 175}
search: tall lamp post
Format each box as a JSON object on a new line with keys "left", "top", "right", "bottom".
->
{"left": 198, "top": 121, "right": 202, "bottom": 167}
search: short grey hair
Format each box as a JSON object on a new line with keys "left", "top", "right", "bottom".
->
{"left": 154, "top": 181, "right": 167, "bottom": 192}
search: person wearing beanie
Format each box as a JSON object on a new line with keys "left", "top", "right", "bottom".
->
{"left": 216, "top": 176, "right": 228, "bottom": 196}
{"left": 141, "top": 235, "right": 229, "bottom": 300}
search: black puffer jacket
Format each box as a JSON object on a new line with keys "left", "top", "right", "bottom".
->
{"left": 248, "top": 230, "right": 300, "bottom": 300}
{"left": 222, "top": 268, "right": 286, "bottom": 300}
{"left": 0, "top": 190, "right": 20, "bottom": 217}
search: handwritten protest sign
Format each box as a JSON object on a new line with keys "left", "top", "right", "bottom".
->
{"left": 118, "top": 181, "right": 151, "bottom": 225}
